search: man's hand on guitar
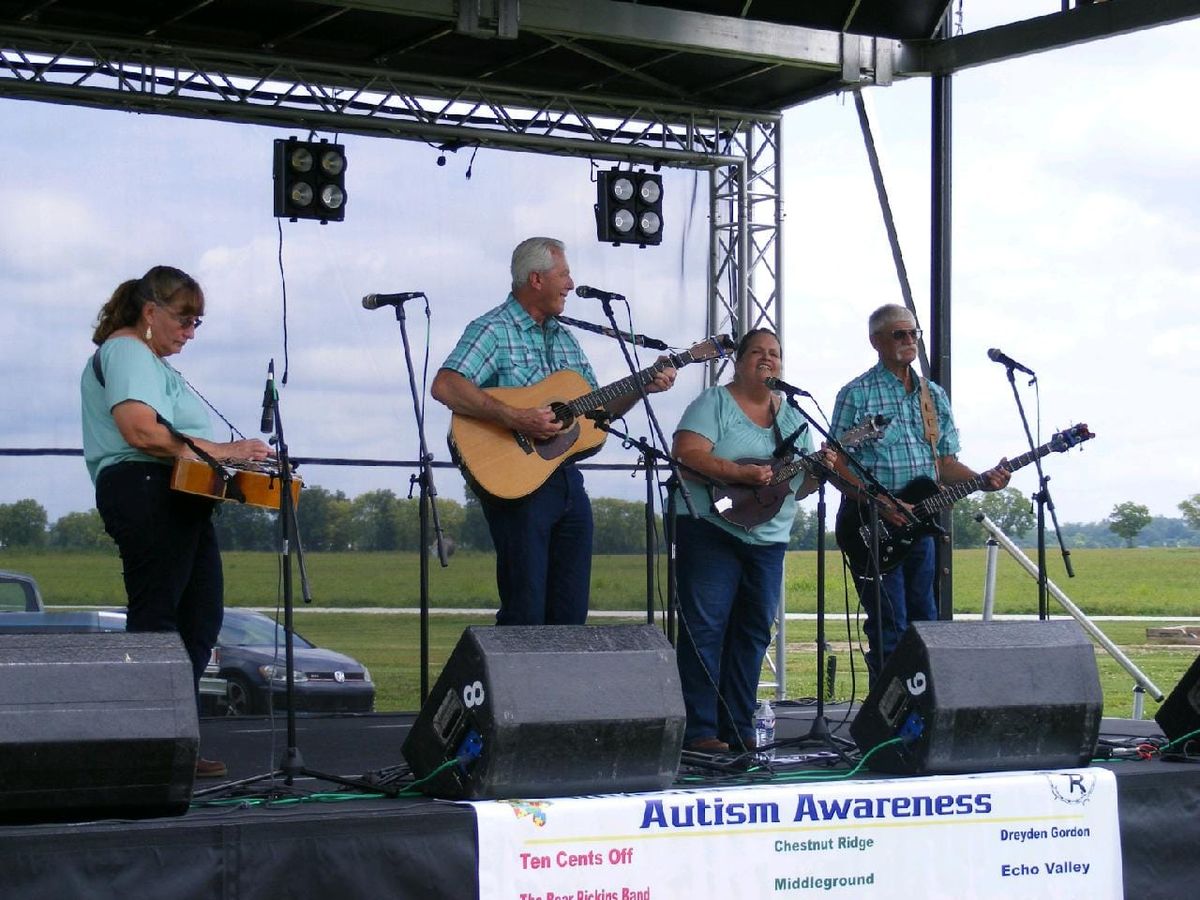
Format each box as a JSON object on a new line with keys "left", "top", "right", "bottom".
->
{"left": 506, "top": 406, "right": 565, "bottom": 441}
{"left": 981, "top": 459, "right": 1011, "bottom": 492}
{"left": 880, "top": 496, "right": 916, "bottom": 528}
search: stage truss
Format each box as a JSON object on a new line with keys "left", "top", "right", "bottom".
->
{"left": 0, "top": 27, "right": 785, "bottom": 375}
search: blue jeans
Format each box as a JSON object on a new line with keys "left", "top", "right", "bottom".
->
{"left": 96, "top": 461, "right": 224, "bottom": 703}
{"left": 478, "top": 465, "right": 592, "bottom": 625}
{"left": 854, "top": 534, "right": 937, "bottom": 678}
{"left": 674, "top": 516, "right": 786, "bottom": 748}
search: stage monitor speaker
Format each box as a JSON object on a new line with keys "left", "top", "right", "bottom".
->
{"left": 0, "top": 631, "right": 199, "bottom": 823}
{"left": 1155, "top": 652, "right": 1200, "bottom": 745}
{"left": 850, "top": 620, "right": 1103, "bottom": 775}
{"left": 402, "top": 624, "right": 685, "bottom": 799}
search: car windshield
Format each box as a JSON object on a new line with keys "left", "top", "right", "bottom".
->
{"left": 221, "top": 613, "right": 315, "bottom": 649}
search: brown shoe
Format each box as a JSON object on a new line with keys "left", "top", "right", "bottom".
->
{"left": 195, "top": 757, "right": 228, "bottom": 778}
{"left": 684, "top": 738, "right": 730, "bottom": 754}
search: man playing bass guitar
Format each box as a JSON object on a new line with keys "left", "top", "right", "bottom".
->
{"left": 430, "top": 237, "right": 676, "bottom": 626}
{"left": 829, "top": 304, "right": 1009, "bottom": 682}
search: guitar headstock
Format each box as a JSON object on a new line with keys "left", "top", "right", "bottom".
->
{"left": 676, "top": 334, "right": 736, "bottom": 365}
{"left": 839, "top": 414, "right": 890, "bottom": 450}
{"left": 1049, "top": 423, "right": 1095, "bottom": 453}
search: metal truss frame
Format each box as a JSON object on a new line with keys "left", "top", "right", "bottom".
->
{"left": 0, "top": 24, "right": 781, "bottom": 351}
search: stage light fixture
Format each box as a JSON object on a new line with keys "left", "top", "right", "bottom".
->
{"left": 595, "top": 168, "right": 663, "bottom": 247}
{"left": 273, "top": 137, "right": 347, "bottom": 223}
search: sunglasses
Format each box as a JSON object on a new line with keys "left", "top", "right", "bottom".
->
{"left": 889, "top": 328, "right": 922, "bottom": 342}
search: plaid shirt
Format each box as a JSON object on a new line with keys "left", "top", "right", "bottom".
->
{"left": 830, "top": 361, "right": 960, "bottom": 491}
{"left": 441, "top": 294, "right": 598, "bottom": 390}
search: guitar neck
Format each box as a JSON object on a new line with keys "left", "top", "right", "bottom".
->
{"left": 566, "top": 353, "right": 690, "bottom": 416}
{"left": 772, "top": 452, "right": 816, "bottom": 485}
{"left": 915, "top": 442, "right": 1051, "bottom": 515}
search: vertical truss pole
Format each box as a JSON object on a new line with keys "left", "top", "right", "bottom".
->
{"left": 706, "top": 119, "right": 786, "bottom": 699}
{"left": 931, "top": 19, "right": 955, "bottom": 619}
{"left": 706, "top": 119, "right": 781, "bottom": 386}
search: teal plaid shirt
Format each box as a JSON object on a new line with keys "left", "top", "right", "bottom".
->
{"left": 830, "top": 361, "right": 960, "bottom": 491}
{"left": 441, "top": 293, "right": 598, "bottom": 390}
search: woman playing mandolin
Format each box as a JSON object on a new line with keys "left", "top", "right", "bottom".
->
{"left": 671, "top": 328, "right": 835, "bottom": 754}
{"left": 80, "top": 265, "right": 272, "bottom": 779}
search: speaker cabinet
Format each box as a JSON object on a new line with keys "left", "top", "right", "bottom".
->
{"left": 402, "top": 625, "right": 685, "bottom": 799}
{"left": 850, "top": 620, "right": 1103, "bottom": 775}
{"left": 1155, "top": 652, "right": 1200, "bottom": 745}
{"left": 0, "top": 632, "right": 199, "bottom": 822}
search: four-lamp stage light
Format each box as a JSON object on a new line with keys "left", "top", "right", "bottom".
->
{"left": 595, "top": 168, "right": 663, "bottom": 247}
{"left": 273, "top": 138, "right": 347, "bottom": 223}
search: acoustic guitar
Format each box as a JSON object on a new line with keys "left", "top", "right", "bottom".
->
{"left": 711, "top": 414, "right": 889, "bottom": 530}
{"left": 449, "top": 334, "right": 735, "bottom": 500}
{"left": 834, "top": 423, "right": 1094, "bottom": 576}
{"left": 170, "top": 457, "right": 302, "bottom": 510}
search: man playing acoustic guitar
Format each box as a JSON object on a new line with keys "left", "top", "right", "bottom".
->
{"left": 829, "top": 304, "right": 1009, "bottom": 681}
{"left": 431, "top": 237, "right": 676, "bottom": 625}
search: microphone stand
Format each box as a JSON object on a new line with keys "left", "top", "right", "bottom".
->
{"left": 769, "top": 394, "right": 860, "bottom": 757}
{"left": 1001, "top": 365, "right": 1073, "bottom": 622}
{"left": 195, "top": 368, "right": 382, "bottom": 799}
{"left": 390, "top": 296, "right": 450, "bottom": 704}
{"left": 584, "top": 413, "right": 718, "bottom": 640}
{"left": 593, "top": 295, "right": 698, "bottom": 521}
{"left": 589, "top": 295, "right": 696, "bottom": 628}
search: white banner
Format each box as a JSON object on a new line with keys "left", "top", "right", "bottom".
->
{"left": 472, "top": 768, "right": 1122, "bottom": 899}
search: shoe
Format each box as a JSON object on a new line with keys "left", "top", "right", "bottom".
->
{"left": 195, "top": 757, "right": 228, "bottom": 778}
{"left": 684, "top": 738, "right": 730, "bottom": 753}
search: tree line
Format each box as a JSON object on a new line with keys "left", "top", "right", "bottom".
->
{"left": 1, "top": 489, "right": 1198, "bottom": 553}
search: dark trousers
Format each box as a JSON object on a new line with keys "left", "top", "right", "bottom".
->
{"left": 674, "top": 515, "right": 786, "bottom": 747}
{"left": 853, "top": 533, "right": 937, "bottom": 678}
{"left": 478, "top": 465, "right": 592, "bottom": 625}
{"left": 96, "top": 461, "right": 224, "bottom": 701}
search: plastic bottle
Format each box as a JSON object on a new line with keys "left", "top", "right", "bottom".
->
{"left": 753, "top": 698, "right": 776, "bottom": 759}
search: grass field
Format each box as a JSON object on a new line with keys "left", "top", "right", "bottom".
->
{"left": 2, "top": 546, "right": 1196, "bottom": 718}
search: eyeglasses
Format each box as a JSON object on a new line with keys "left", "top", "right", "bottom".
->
{"left": 156, "top": 305, "right": 202, "bottom": 330}
{"left": 889, "top": 328, "right": 922, "bottom": 342}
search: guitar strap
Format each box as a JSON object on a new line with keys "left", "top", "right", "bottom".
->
{"left": 90, "top": 347, "right": 245, "bottom": 503}
{"left": 917, "top": 374, "right": 941, "bottom": 481}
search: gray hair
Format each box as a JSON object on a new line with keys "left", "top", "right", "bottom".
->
{"left": 868, "top": 303, "right": 917, "bottom": 336}
{"left": 511, "top": 237, "right": 565, "bottom": 291}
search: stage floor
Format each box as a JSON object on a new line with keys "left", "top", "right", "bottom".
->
{"left": 1, "top": 705, "right": 1196, "bottom": 899}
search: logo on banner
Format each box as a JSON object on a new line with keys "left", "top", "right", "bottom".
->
{"left": 502, "top": 799, "right": 552, "bottom": 827}
{"left": 1045, "top": 770, "right": 1099, "bottom": 806}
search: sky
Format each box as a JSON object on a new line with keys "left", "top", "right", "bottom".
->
{"left": 1, "top": 1, "right": 1198, "bottom": 531}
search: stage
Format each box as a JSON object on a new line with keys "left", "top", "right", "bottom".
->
{"left": 0, "top": 706, "right": 1195, "bottom": 899}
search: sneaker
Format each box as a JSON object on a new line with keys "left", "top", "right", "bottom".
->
{"left": 195, "top": 757, "right": 228, "bottom": 778}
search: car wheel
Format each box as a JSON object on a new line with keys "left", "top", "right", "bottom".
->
{"left": 224, "top": 674, "right": 257, "bottom": 716}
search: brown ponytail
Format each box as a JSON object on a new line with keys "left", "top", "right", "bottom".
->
{"left": 91, "top": 265, "right": 204, "bottom": 345}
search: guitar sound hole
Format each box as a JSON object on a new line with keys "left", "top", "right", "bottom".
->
{"left": 548, "top": 401, "right": 574, "bottom": 433}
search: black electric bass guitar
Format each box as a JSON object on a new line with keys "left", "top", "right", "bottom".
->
{"left": 712, "top": 415, "right": 889, "bottom": 531}
{"left": 835, "top": 423, "right": 1094, "bottom": 576}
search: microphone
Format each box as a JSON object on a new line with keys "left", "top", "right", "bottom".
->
{"left": 987, "top": 348, "right": 1036, "bottom": 377}
{"left": 259, "top": 360, "right": 275, "bottom": 434}
{"left": 362, "top": 292, "right": 425, "bottom": 309}
{"left": 574, "top": 285, "right": 625, "bottom": 302}
{"left": 763, "top": 376, "right": 811, "bottom": 398}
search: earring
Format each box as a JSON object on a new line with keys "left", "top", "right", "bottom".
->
{"left": 144, "top": 325, "right": 153, "bottom": 342}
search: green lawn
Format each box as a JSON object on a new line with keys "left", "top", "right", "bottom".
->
{"left": 3, "top": 546, "right": 1196, "bottom": 718}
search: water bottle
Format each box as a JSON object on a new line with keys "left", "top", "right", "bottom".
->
{"left": 753, "top": 698, "right": 776, "bottom": 759}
